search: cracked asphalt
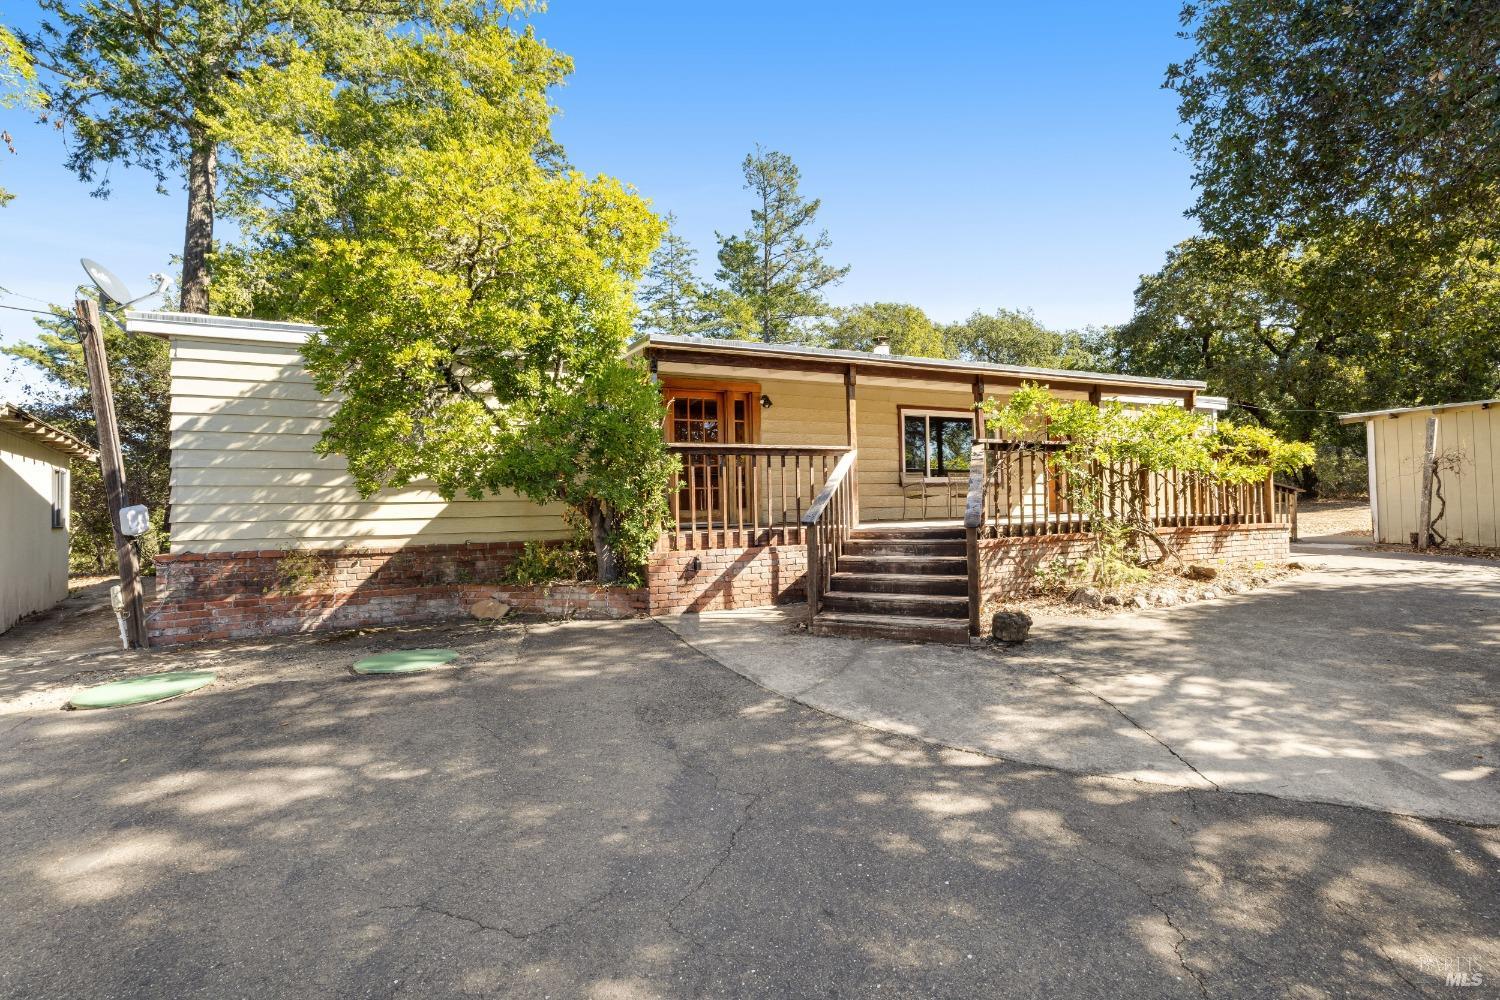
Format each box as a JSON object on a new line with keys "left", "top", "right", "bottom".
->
{"left": 1, "top": 609, "right": 1497, "bottom": 998}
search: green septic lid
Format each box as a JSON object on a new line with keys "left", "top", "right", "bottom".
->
{"left": 351, "top": 649, "right": 459, "bottom": 675}
{"left": 69, "top": 670, "right": 217, "bottom": 710}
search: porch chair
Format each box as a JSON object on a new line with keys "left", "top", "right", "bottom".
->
{"left": 945, "top": 474, "right": 968, "bottom": 518}
{"left": 902, "top": 479, "right": 931, "bottom": 520}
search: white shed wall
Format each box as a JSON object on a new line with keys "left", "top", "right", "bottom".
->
{"left": 1, "top": 428, "right": 72, "bottom": 631}
{"left": 1367, "top": 404, "right": 1500, "bottom": 547}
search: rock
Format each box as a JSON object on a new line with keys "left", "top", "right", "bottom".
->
{"left": 1151, "top": 589, "right": 1181, "bottom": 606}
{"left": 470, "top": 599, "right": 511, "bottom": 620}
{"left": 1101, "top": 594, "right": 1122, "bottom": 607}
{"left": 1130, "top": 595, "right": 1150, "bottom": 609}
{"left": 1069, "top": 587, "right": 1104, "bottom": 607}
{"left": 1286, "top": 561, "right": 1304, "bottom": 570}
{"left": 990, "top": 610, "right": 1033, "bottom": 644}
{"left": 1223, "top": 580, "right": 1246, "bottom": 595}
{"left": 1201, "top": 589, "right": 1220, "bottom": 600}
{"left": 1185, "top": 564, "right": 1218, "bottom": 581}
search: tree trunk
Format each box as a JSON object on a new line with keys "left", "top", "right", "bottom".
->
{"left": 589, "top": 502, "right": 621, "bottom": 583}
{"left": 179, "top": 133, "right": 217, "bottom": 314}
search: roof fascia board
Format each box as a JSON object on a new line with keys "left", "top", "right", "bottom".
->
{"left": 639, "top": 337, "right": 1201, "bottom": 397}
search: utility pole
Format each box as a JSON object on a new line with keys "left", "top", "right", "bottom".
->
{"left": 75, "top": 297, "right": 147, "bottom": 647}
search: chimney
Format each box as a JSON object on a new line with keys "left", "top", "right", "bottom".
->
{"left": 871, "top": 335, "right": 891, "bottom": 355}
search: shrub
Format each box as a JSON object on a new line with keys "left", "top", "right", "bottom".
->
{"left": 502, "top": 541, "right": 589, "bottom": 587}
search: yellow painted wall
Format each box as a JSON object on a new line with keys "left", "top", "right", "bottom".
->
{"left": 168, "top": 337, "right": 570, "bottom": 553}
{"left": 1368, "top": 404, "right": 1500, "bottom": 547}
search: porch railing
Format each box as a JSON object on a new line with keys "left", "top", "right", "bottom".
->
{"left": 803, "top": 449, "right": 859, "bottom": 625}
{"left": 665, "top": 443, "right": 851, "bottom": 550}
{"left": 976, "top": 439, "right": 1295, "bottom": 538}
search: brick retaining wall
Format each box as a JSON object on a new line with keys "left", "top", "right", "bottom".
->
{"left": 974, "top": 522, "right": 1290, "bottom": 636}
{"left": 147, "top": 542, "right": 646, "bottom": 646}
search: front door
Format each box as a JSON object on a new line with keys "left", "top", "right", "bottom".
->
{"left": 663, "top": 381, "right": 759, "bottom": 525}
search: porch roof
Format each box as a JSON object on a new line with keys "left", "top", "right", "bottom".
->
{"left": 628, "top": 333, "right": 1205, "bottom": 399}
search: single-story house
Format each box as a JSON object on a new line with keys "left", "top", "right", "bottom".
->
{"left": 1, "top": 403, "right": 97, "bottom": 633}
{"left": 1340, "top": 398, "right": 1500, "bottom": 548}
{"left": 125, "top": 311, "right": 1292, "bottom": 646}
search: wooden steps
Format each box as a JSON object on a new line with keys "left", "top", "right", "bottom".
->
{"left": 811, "top": 524, "right": 972, "bottom": 645}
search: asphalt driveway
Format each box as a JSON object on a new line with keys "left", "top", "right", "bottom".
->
{"left": 1, "top": 593, "right": 1496, "bottom": 997}
{"left": 667, "top": 547, "right": 1500, "bottom": 824}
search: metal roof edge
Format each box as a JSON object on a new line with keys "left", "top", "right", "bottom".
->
{"left": 1338, "top": 398, "right": 1500, "bottom": 424}
{"left": 630, "top": 333, "right": 1206, "bottom": 391}
{"left": 125, "top": 310, "right": 316, "bottom": 345}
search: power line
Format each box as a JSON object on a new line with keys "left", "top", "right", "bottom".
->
{"left": 0, "top": 303, "right": 61, "bottom": 317}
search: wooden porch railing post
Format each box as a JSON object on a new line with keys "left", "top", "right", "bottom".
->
{"left": 805, "top": 520, "right": 821, "bottom": 625}
{"left": 964, "top": 443, "right": 986, "bottom": 640}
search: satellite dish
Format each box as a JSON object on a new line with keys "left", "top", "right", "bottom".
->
{"left": 81, "top": 258, "right": 135, "bottom": 308}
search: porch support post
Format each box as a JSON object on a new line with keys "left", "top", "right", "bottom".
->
{"left": 845, "top": 366, "right": 859, "bottom": 523}
{"left": 1088, "top": 386, "right": 1101, "bottom": 407}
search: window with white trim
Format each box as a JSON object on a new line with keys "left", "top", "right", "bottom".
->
{"left": 51, "top": 468, "right": 68, "bottom": 529}
{"left": 900, "top": 408, "right": 975, "bottom": 481}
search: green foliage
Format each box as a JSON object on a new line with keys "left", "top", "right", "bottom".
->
{"left": 13, "top": 0, "right": 481, "bottom": 309}
{"left": 1088, "top": 524, "right": 1152, "bottom": 590}
{"left": 985, "top": 383, "right": 1312, "bottom": 564}
{"left": 944, "top": 308, "right": 1108, "bottom": 370}
{"left": 636, "top": 214, "right": 715, "bottom": 337}
{"left": 218, "top": 12, "right": 669, "bottom": 582}
{"left": 1170, "top": 2, "right": 1500, "bottom": 254}
{"left": 1115, "top": 234, "right": 1500, "bottom": 490}
{"left": 4, "top": 303, "right": 171, "bottom": 573}
{"left": 266, "top": 549, "right": 331, "bottom": 596}
{"left": 0, "top": 25, "right": 37, "bottom": 207}
{"left": 1161, "top": 2, "right": 1500, "bottom": 494}
{"left": 502, "top": 540, "right": 588, "bottom": 587}
{"left": 822, "top": 302, "right": 945, "bottom": 357}
{"left": 713, "top": 147, "right": 849, "bottom": 342}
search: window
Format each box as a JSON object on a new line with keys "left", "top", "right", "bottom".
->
{"left": 51, "top": 468, "right": 68, "bottom": 529}
{"left": 901, "top": 410, "right": 975, "bottom": 480}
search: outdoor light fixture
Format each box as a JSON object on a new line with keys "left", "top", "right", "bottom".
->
{"left": 760, "top": 394, "right": 772, "bottom": 409}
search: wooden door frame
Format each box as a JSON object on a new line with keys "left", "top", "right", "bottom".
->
{"left": 660, "top": 377, "right": 762, "bottom": 444}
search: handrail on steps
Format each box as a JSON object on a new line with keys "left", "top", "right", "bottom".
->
{"left": 802, "top": 449, "right": 859, "bottom": 626}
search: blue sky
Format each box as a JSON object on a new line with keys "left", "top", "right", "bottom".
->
{"left": 1, "top": 1, "right": 1197, "bottom": 374}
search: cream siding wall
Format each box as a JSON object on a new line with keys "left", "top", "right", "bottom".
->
{"left": 656, "top": 361, "right": 1087, "bottom": 522}
{"left": 1, "top": 428, "right": 72, "bottom": 631}
{"left": 168, "top": 337, "right": 570, "bottom": 553}
{"left": 1367, "top": 404, "right": 1500, "bottom": 547}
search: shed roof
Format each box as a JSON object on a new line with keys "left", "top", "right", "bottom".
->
{"left": 1338, "top": 398, "right": 1500, "bottom": 424}
{"left": 0, "top": 403, "right": 99, "bottom": 460}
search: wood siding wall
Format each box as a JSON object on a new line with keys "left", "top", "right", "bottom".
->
{"left": 1, "top": 428, "right": 71, "bottom": 631}
{"left": 1367, "top": 404, "right": 1500, "bottom": 548}
{"left": 168, "top": 337, "right": 570, "bottom": 553}
{"left": 663, "top": 362, "right": 1086, "bottom": 522}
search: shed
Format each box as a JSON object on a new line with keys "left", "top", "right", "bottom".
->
{"left": 1339, "top": 398, "right": 1500, "bottom": 548}
{"left": 0, "top": 403, "right": 98, "bottom": 632}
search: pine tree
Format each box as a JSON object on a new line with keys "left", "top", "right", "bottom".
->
{"left": 713, "top": 147, "right": 848, "bottom": 343}
{"left": 636, "top": 215, "right": 712, "bottom": 337}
